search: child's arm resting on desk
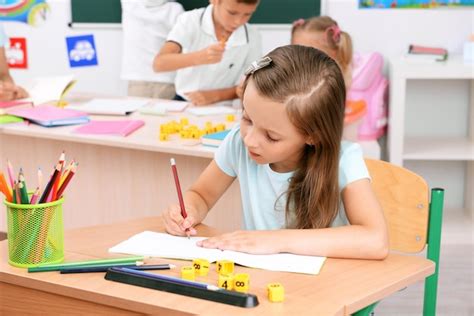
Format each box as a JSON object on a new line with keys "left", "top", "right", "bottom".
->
{"left": 153, "top": 41, "right": 225, "bottom": 72}
{"left": 163, "top": 160, "right": 235, "bottom": 236}
{"left": 198, "top": 178, "right": 389, "bottom": 259}
{"left": 185, "top": 87, "right": 238, "bottom": 106}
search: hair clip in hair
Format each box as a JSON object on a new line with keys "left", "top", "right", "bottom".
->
{"left": 327, "top": 25, "right": 341, "bottom": 43}
{"left": 244, "top": 56, "right": 272, "bottom": 75}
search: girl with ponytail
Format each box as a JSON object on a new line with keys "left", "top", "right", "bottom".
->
{"left": 291, "top": 16, "right": 354, "bottom": 90}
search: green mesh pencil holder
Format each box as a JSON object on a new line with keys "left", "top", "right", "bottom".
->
{"left": 4, "top": 197, "right": 65, "bottom": 268}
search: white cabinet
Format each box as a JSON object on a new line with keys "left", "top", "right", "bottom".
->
{"left": 389, "top": 56, "right": 474, "bottom": 217}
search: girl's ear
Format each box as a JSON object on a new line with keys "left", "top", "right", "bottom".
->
{"left": 305, "top": 136, "right": 316, "bottom": 146}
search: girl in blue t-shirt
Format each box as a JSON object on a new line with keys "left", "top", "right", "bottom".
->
{"left": 163, "top": 45, "right": 388, "bottom": 259}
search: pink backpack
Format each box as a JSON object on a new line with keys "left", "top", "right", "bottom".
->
{"left": 347, "top": 52, "right": 388, "bottom": 140}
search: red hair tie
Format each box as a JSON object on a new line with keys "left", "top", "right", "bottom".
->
{"left": 327, "top": 25, "right": 341, "bottom": 43}
{"left": 292, "top": 18, "right": 305, "bottom": 28}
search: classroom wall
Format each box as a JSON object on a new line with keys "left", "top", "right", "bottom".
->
{"left": 4, "top": 0, "right": 473, "bottom": 94}
{"left": 3, "top": 0, "right": 473, "bottom": 209}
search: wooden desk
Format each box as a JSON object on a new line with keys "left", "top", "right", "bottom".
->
{"left": 0, "top": 217, "right": 434, "bottom": 315}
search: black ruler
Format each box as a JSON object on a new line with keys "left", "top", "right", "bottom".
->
{"left": 105, "top": 267, "right": 259, "bottom": 308}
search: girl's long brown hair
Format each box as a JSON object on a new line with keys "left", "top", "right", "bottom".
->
{"left": 243, "top": 45, "right": 346, "bottom": 229}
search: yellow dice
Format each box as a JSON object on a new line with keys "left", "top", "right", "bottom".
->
{"left": 159, "top": 133, "right": 168, "bottom": 141}
{"left": 217, "top": 273, "right": 234, "bottom": 290}
{"left": 192, "top": 258, "right": 210, "bottom": 276}
{"left": 226, "top": 114, "right": 235, "bottom": 122}
{"left": 181, "top": 266, "right": 195, "bottom": 281}
{"left": 180, "top": 117, "right": 189, "bottom": 125}
{"left": 215, "top": 123, "right": 226, "bottom": 132}
{"left": 216, "top": 260, "right": 234, "bottom": 275}
{"left": 233, "top": 273, "right": 249, "bottom": 293}
{"left": 267, "top": 282, "right": 284, "bottom": 302}
{"left": 180, "top": 130, "right": 190, "bottom": 139}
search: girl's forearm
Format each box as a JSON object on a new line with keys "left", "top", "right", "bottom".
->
{"left": 184, "top": 190, "right": 210, "bottom": 224}
{"left": 276, "top": 226, "right": 389, "bottom": 259}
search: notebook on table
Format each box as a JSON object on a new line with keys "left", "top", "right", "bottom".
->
{"left": 73, "top": 119, "right": 145, "bottom": 137}
{"left": 18, "top": 74, "right": 77, "bottom": 106}
{"left": 201, "top": 129, "right": 231, "bottom": 147}
{"left": 0, "top": 115, "right": 24, "bottom": 125}
{"left": 139, "top": 99, "right": 189, "bottom": 116}
{"left": 6, "top": 105, "right": 89, "bottom": 127}
{"left": 69, "top": 98, "right": 150, "bottom": 116}
{"left": 0, "top": 100, "right": 33, "bottom": 115}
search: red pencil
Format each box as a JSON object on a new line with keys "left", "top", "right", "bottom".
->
{"left": 170, "top": 158, "right": 190, "bottom": 238}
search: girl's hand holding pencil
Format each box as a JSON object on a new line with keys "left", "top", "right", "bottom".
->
{"left": 162, "top": 203, "right": 198, "bottom": 237}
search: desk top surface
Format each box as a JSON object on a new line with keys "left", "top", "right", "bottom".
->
{"left": 0, "top": 95, "right": 227, "bottom": 159}
{"left": 0, "top": 94, "right": 381, "bottom": 160}
{"left": 0, "top": 217, "right": 434, "bottom": 316}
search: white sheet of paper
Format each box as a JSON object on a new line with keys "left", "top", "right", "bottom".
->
{"left": 109, "top": 231, "right": 326, "bottom": 275}
{"left": 186, "top": 105, "right": 237, "bottom": 116}
{"left": 69, "top": 98, "right": 150, "bottom": 115}
{"left": 139, "top": 100, "right": 189, "bottom": 115}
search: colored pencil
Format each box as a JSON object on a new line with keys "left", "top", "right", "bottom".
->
{"left": 30, "top": 187, "right": 40, "bottom": 204}
{"left": 170, "top": 158, "right": 190, "bottom": 238}
{"left": 14, "top": 181, "right": 21, "bottom": 204}
{"left": 37, "top": 167, "right": 43, "bottom": 193}
{"left": 0, "top": 172, "right": 12, "bottom": 202}
{"left": 59, "top": 160, "right": 74, "bottom": 188}
{"left": 7, "top": 160, "right": 14, "bottom": 188}
{"left": 56, "top": 163, "right": 77, "bottom": 198}
{"left": 38, "top": 163, "right": 61, "bottom": 204}
{"left": 60, "top": 264, "right": 174, "bottom": 274}
{"left": 28, "top": 256, "right": 145, "bottom": 272}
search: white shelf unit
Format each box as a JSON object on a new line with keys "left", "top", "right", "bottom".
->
{"left": 389, "top": 55, "right": 474, "bottom": 218}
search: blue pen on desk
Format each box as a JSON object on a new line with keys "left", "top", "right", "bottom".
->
{"left": 116, "top": 267, "right": 220, "bottom": 291}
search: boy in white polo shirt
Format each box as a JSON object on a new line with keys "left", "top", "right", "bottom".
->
{"left": 153, "top": 0, "right": 261, "bottom": 105}
{"left": 121, "top": 0, "right": 184, "bottom": 99}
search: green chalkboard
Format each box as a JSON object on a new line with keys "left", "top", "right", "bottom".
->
{"left": 70, "top": 0, "right": 320, "bottom": 25}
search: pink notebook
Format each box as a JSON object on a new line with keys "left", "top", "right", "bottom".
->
{"left": 7, "top": 105, "right": 89, "bottom": 127}
{"left": 73, "top": 120, "right": 145, "bottom": 137}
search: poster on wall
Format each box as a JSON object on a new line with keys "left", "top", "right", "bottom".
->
{"left": 0, "top": 0, "right": 50, "bottom": 26}
{"left": 6, "top": 37, "right": 27, "bottom": 69}
{"left": 65, "top": 34, "right": 98, "bottom": 68}
{"left": 359, "top": 0, "right": 474, "bottom": 8}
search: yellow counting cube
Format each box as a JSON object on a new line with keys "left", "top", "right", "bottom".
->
{"left": 233, "top": 273, "right": 249, "bottom": 293}
{"left": 218, "top": 273, "right": 234, "bottom": 290}
{"left": 180, "top": 117, "right": 189, "bottom": 125}
{"left": 215, "top": 123, "right": 226, "bottom": 132}
{"left": 159, "top": 133, "right": 168, "bottom": 141}
{"left": 226, "top": 114, "right": 235, "bottom": 122}
{"left": 181, "top": 266, "right": 195, "bottom": 281}
{"left": 267, "top": 282, "right": 285, "bottom": 302}
{"left": 216, "top": 260, "right": 234, "bottom": 275}
{"left": 192, "top": 258, "right": 210, "bottom": 276}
